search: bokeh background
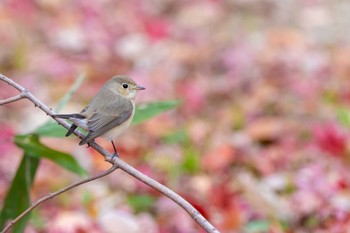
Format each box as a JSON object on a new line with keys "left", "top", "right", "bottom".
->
{"left": 1, "top": 0, "right": 350, "bottom": 232}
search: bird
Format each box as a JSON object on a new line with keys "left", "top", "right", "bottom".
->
{"left": 53, "top": 75, "right": 145, "bottom": 156}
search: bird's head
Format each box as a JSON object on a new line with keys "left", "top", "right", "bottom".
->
{"left": 109, "top": 75, "right": 145, "bottom": 99}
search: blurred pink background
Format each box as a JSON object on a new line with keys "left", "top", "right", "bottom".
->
{"left": 1, "top": 0, "right": 350, "bottom": 232}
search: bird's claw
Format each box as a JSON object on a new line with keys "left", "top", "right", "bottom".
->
{"left": 112, "top": 152, "right": 119, "bottom": 159}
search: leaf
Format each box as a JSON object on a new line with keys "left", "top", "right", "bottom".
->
{"left": 162, "top": 128, "right": 188, "bottom": 144}
{"left": 29, "top": 210, "right": 45, "bottom": 231}
{"left": 34, "top": 121, "right": 69, "bottom": 138}
{"left": 245, "top": 220, "right": 270, "bottom": 233}
{"left": 33, "top": 74, "right": 86, "bottom": 138}
{"left": 337, "top": 107, "right": 350, "bottom": 128}
{"left": 127, "top": 195, "right": 155, "bottom": 213}
{"left": 0, "top": 155, "right": 39, "bottom": 233}
{"left": 55, "top": 73, "right": 86, "bottom": 112}
{"left": 0, "top": 75, "right": 86, "bottom": 233}
{"left": 182, "top": 146, "right": 200, "bottom": 173}
{"left": 304, "top": 216, "right": 319, "bottom": 228}
{"left": 14, "top": 134, "right": 87, "bottom": 176}
{"left": 132, "top": 100, "right": 180, "bottom": 125}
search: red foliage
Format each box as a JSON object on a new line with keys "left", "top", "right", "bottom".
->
{"left": 313, "top": 123, "right": 348, "bottom": 157}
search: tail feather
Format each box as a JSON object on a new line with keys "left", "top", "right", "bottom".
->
{"left": 79, "top": 134, "right": 93, "bottom": 145}
{"left": 65, "top": 124, "right": 78, "bottom": 137}
{"left": 53, "top": 113, "right": 85, "bottom": 119}
{"left": 54, "top": 113, "right": 85, "bottom": 137}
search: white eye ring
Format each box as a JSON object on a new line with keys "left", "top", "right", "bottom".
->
{"left": 122, "top": 83, "right": 128, "bottom": 89}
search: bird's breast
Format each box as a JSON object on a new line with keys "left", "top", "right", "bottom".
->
{"left": 102, "top": 118, "right": 133, "bottom": 140}
{"left": 102, "top": 102, "right": 135, "bottom": 141}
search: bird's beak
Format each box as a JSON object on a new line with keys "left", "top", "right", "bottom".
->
{"left": 134, "top": 85, "right": 146, "bottom": 90}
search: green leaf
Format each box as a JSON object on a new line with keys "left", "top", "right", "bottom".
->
{"left": 0, "top": 75, "right": 86, "bottom": 232}
{"left": 132, "top": 100, "right": 180, "bottom": 125}
{"left": 182, "top": 146, "right": 200, "bottom": 173}
{"left": 245, "top": 220, "right": 270, "bottom": 233}
{"left": 337, "top": 107, "right": 350, "bottom": 128}
{"left": 29, "top": 210, "right": 45, "bottom": 231}
{"left": 34, "top": 121, "right": 69, "bottom": 137}
{"left": 127, "top": 195, "right": 155, "bottom": 213}
{"left": 304, "top": 216, "right": 319, "bottom": 228}
{"left": 0, "top": 155, "right": 40, "bottom": 233}
{"left": 15, "top": 134, "right": 87, "bottom": 176}
{"left": 163, "top": 129, "right": 188, "bottom": 144}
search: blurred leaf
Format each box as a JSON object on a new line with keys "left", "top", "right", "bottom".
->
{"left": 0, "top": 155, "right": 39, "bottom": 233}
{"left": 337, "top": 107, "right": 350, "bottom": 128}
{"left": 202, "top": 144, "right": 235, "bottom": 172}
{"left": 55, "top": 73, "right": 86, "bottom": 112}
{"left": 0, "top": 75, "right": 86, "bottom": 233}
{"left": 304, "top": 216, "right": 319, "bottom": 228}
{"left": 182, "top": 146, "right": 200, "bottom": 173}
{"left": 231, "top": 103, "right": 245, "bottom": 130}
{"left": 15, "top": 134, "right": 87, "bottom": 176}
{"left": 323, "top": 90, "right": 338, "bottom": 104}
{"left": 279, "top": 220, "right": 290, "bottom": 231}
{"left": 127, "top": 195, "right": 155, "bottom": 213}
{"left": 132, "top": 100, "right": 180, "bottom": 125}
{"left": 12, "top": 40, "right": 27, "bottom": 69}
{"left": 163, "top": 128, "right": 188, "bottom": 144}
{"left": 245, "top": 220, "right": 270, "bottom": 233}
{"left": 34, "top": 121, "right": 68, "bottom": 137}
{"left": 33, "top": 74, "right": 86, "bottom": 138}
{"left": 38, "top": 75, "right": 85, "bottom": 138}
{"left": 81, "top": 191, "right": 94, "bottom": 206}
{"left": 29, "top": 210, "right": 45, "bottom": 231}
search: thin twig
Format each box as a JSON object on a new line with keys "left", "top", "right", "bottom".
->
{"left": 0, "top": 74, "right": 220, "bottom": 233}
{"left": 1, "top": 163, "right": 119, "bottom": 233}
{"left": 0, "top": 94, "right": 24, "bottom": 105}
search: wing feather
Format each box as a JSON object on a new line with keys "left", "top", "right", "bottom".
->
{"left": 79, "top": 95, "right": 133, "bottom": 145}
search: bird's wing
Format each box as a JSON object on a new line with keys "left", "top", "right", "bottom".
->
{"left": 79, "top": 95, "right": 133, "bottom": 145}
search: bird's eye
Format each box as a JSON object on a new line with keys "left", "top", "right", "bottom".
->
{"left": 122, "top": 83, "right": 128, "bottom": 89}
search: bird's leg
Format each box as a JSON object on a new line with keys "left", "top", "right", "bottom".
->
{"left": 111, "top": 141, "right": 119, "bottom": 158}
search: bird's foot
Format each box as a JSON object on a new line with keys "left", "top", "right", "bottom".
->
{"left": 111, "top": 141, "right": 119, "bottom": 158}
{"left": 112, "top": 151, "right": 119, "bottom": 159}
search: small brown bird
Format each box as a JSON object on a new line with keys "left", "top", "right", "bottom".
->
{"left": 54, "top": 75, "right": 145, "bottom": 155}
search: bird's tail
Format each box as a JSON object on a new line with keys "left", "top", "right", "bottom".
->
{"left": 53, "top": 114, "right": 86, "bottom": 137}
{"left": 53, "top": 114, "right": 85, "bottom": 119}
{"left": 66, "top": 124, "right": 78, "bottom": 137}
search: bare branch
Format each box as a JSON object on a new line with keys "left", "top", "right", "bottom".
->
{"left": 0, "top": 94, "right": 24, "bottom": 105}
{"left": 1, "top": 163, "right": 119, "bottom": 233}
{"left": 0, "top": 75, "right": 26, "bottom": 92}
{"left": 0, "top": 74, "right": 220, "bottom": 233}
